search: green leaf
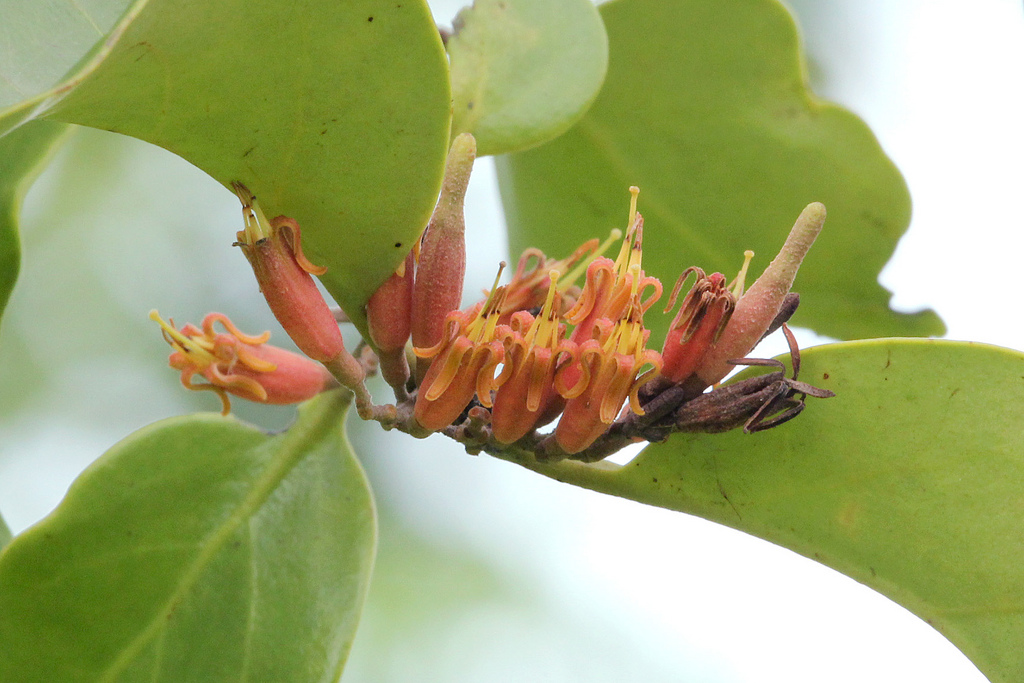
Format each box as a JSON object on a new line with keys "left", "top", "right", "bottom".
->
{"left": 521, "top": 340, "right": 1024, "bottom": 683}
{"left": 0, "top": 512, "right": 10, "bottom": 550}
{"left": 0, "top": 390, "right": 377, "bottom": 682}
{"left": 496, "top": 0, "right": 943, "bottom": 342}
{"left": 1, "top": 0, "right": 451, "bottom": 328}
{"left": 0, "top": 0, "right": 140, "bottom": 136}
{"left": 447, "top": 0, "right": 608, "bottom": 156}
{"left": 0, "top": 121, "right": 73, "bottom": 330}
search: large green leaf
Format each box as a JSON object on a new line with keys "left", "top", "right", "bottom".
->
{"left": 447, "top": 0, "right": 608, "bottom": 156}
{"left": 0, "top": 120, "right": 72, "bottom": 330}
{"left": 496, "top": 0, "right": 943, "bottom": 343}
{"left": 0, "top": 0, "right": 451, "bottom": 327}
{"left": 513, "top": 340, "right": 1024, "bottom": 683}
{"left": 0, "top": 390, "right": 376, "bottom": 682}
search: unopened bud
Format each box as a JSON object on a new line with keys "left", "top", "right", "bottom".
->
{"left": 411, "top": 133, "right": 477, "bottom": 382}
{"left": 366, "top": 250, "right": 415, "bottom": 393}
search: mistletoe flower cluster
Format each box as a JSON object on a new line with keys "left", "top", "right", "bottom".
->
{"left": 152, "top": 133, "right": 832, "bottom": 462}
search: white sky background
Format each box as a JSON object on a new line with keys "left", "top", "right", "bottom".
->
{"left": 1, "top": 1, "right": 1022, "bottom": 682}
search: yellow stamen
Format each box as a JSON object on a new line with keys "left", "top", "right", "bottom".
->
{"left": 524, "top": 270, "right": 561, "bottom": 348}
{"left": 150, "top": 310, "right": 218, "bottom": 367}
{"left": 465, "top": 262, "right": 507, "bottom": 342}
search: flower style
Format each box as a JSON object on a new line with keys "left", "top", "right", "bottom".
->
{"left": 151, "top": 310, "right": 337, "bottom": 415}
{"left": 412, "top": 266, "right": 512, "bottom": 432}
{"left": 491, "top": 271, "right": 579, "bottom": 444}
{"left": 554, "top": 269, "right": 664, "bottom": 454}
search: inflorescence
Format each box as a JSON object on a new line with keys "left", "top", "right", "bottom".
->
{"left": 152, "top": 133, "right": 833, "bottom": 464}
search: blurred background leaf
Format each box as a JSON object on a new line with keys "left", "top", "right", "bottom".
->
{"left": 497, "top": 0, "right": 944, "bottom": 344}
{"left": 0, "top": 391, "right": 375, "bottom": 682}
{"left": 0, "top": 511, "right": 9, "bottom": 549}
{"left": 0, "top": 121, "right": 72, "bottom": 327}
{"left": 447, "top": 0, "right": 608, "bottom": 156}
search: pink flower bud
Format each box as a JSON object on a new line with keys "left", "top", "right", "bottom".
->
{"left": 366, "top": 250, "right": 415, "bottom": 393}
{"left": 411, "top": 133, "right": 476, "bottom": 382}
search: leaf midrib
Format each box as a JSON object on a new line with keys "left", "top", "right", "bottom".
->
{"left": 98, "top": 391, "right": 349, "bottom": 682}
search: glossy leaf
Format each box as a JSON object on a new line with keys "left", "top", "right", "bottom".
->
{"left": 496, "top": 0, "right": 943, "bottom": 343}
{"left": 0, "top": 0, "right": 451, "bottom": 329}
{"left": 521, "top": 340, "right": 1024, "bottom": 683}
{"left": 0, "top": 120, "right": 72, "bottom": 329}
{"left": 0, "top": 390, "right": 377, "bottom": 682}
{"left": 447, "top": 0, "right": 608, "bottom": 156}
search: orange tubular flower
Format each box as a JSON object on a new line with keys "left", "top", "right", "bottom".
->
{"left": 565, "top": 188, "right": 662, "bottom": 346}
{"left": 413, "top": 268, "right": 512, "bottom": 432}
{"left": 491, "top": 271, "right": 579, "bottom": 444}
{"left": 231, "top": 182, "right": 348, "bottom": 367}
{"left": 555, "top": 268, "right": 664, "bottom": 454}
{"left": 659, "top": 251, "right": 752, "bottom": 383}
{"left": 151, "top": 310, "right": 337, "bottom": 415}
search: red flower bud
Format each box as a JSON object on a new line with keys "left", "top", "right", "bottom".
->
{"left": 366, "top": 250, "right": 415, "bottom": 393}
{"left": 411, "top": 133, "right": 476, "bottom": 382}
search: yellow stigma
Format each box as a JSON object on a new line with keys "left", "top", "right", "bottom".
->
{"left": 613, "top": 186, "right": 643, "bottom": 277}
{"left": 730, "top": 250, "right": 755, "bottom": 298}
{"left": 627, "top": 185, "right": 640, "bottom": 226}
